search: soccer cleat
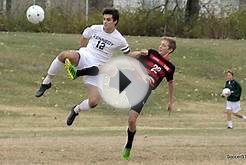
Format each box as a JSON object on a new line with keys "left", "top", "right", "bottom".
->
{"left": 65, "top": 59, "right": 78, "bottom": 80}
{"left": 122, "top": 148, "right": 131, "bottom": 160}
{"left": 35, "top": 83, "right": 51, "bottom": 97}
{"left": 66, "top": 106, "right": 79, "bottom": 126}
{"left": 227, "top": 126, "right": 233, "bottom": 129}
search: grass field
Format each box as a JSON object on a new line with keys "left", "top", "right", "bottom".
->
{"left": 1, "top": 32, "right": 246, "bottom": 164}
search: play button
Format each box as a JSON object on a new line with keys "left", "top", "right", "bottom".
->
{"left": 119, "top": 70, "right": 131, "bottom": 93}
{"left": 98, "top": 56, "right": 150, "bottom": 109}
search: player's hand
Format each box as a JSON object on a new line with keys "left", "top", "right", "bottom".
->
{"left": 144, "top": 75, "right": 155, "bottom": 86}
{"left": 148, "top": 77, "right": 155, "bottom": 86}
{"left": 167, "top": 102, "right": 173, "bottom": 116}
{"left": 140, "top": 49, "right": 148, "bottom": 56}
{"left": 221, "top": 90, "right": 233, "bottom": 98}
{"left": 224, "top": 93, "right": 231, "bottom": 97}
{"left": 224, "top": 92, "right": 232, "bottom": 98}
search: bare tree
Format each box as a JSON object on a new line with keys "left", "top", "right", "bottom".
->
{"left": 6, "top": 0, "right": 11, "bottom": 11}
{"left": 185, "top": 0, "right": 200, "bottom": 23}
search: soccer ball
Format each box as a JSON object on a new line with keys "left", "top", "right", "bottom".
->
{"left": 222, "top": 88, "right": 231, "bottom": 97}
{"left": 26, "top": 5, "right": 45, "bottom": 24}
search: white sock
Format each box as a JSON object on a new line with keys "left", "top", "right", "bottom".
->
{"left": 42, "top": 74, "right": 54, "bottom": 84}
{"left": 42, "top": 57, "right": 63, "bottom": 84}
{"left": 48, "top": 57, "right": 64, "bottom": 76}
{"left": 242, "top": 115, "right": 246, "bottom": 121}
{"left": 227, "top": 121, "right": 233, "bottom": 128}
{"left": 74, "top": 99, "right": 90, "bottom": 113}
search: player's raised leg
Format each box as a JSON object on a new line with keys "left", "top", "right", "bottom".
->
{"left": 35, "top": 51, "right": 79, "bottom": 97}
{"left": 66, "top": 84, "right": 101, "bottom": 126}
{"left": 65, "top": 59, "right": 78, "bottom": 80}
{"left": 65, "top": 59, "right": 99, "bottom": 80}
{"left": 35, "top": 57, "right": 62, "bottom": 97}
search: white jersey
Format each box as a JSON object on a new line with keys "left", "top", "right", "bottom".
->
{"left": 81, "top": 25, "right": 129, "bottom": 63}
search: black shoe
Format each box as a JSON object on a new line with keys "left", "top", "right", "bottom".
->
{"left": 35, "top": 83, "right": 52, "bottom": 97}
{"left": 66, "top": 106, "right": 79, "bottom": 126}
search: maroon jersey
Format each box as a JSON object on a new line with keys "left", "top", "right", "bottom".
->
{"left": 138, "top": 49, "right": 175, "bottom": 89}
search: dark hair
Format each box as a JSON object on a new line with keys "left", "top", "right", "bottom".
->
{"left": 102, "top": 8, "right": 119, "bottom": 25}
{"left": 226, "top": 69, "right": 234, "bottom": 76}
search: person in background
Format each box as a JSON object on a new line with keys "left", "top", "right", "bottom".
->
{"left": 223, "top": 70, "right": 246, "bottom": 129}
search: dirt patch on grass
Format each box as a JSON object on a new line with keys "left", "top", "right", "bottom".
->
{"left": 0, "top": 104, "right": 246, "bottom": 164}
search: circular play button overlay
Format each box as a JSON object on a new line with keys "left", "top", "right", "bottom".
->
{"left": 98, "top": 56, "right": 150, "bottom": 109}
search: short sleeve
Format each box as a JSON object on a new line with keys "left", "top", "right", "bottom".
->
{"left": 120, "top": 38, "right": 130, "bottom": 54}
{"left": 82, "top": 25, "right": 94, "bottom": 39}
{"left": 165, "top": 66, "right": 175, "bottom": 82}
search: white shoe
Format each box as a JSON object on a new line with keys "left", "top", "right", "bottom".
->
{"left": 227, "top": 121, "right": 233, "bottom": 129}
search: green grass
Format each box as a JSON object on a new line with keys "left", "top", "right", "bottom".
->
{"left": 1, "top": 32, "right": 246, "bottom": 164}
{"left": 1, "top": 32, "right": 246, "bottom": 109}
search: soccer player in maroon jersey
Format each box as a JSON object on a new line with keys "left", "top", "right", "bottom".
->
{"left": 122, "top": 36, "right": 176, "bottom": 160}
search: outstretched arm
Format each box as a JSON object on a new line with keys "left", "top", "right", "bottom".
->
{"left": 128, "top": 49, "right": 148, "bottom": 58}
{"left": 167, "top": 80, "right": 174, "bottom": 115}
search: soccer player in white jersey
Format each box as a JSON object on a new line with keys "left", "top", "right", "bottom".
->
{"left": 35, "top": 8, "right": 130, "bottom": 125}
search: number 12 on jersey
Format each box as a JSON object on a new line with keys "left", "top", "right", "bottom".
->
{"left": 96, "top": 41, "right": 106, "bottom": 50}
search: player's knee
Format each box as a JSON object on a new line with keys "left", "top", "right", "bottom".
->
{"left": 128, "top": 117, "right": 136, "bottom": 126}
{"left": 57, "top": 51, "right": 67, "bottom": 62}
{"left": 58, "top": 51, "right": 77, "bottom": 63}
{"left": 89, "top": 99, "right": 98, "bottom": 108}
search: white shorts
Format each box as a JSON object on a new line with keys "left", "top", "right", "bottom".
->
{"left": 76, "top": 48, "right": 103, "bottom": 89}
{"left": 226, "top": 101, "right": 241, "bottom": 113}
